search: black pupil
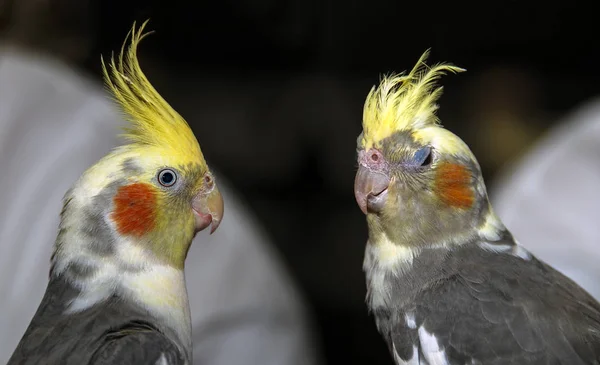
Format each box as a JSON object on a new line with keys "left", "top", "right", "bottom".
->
{"left": 161, "top": 172, "right": 174, "bottom": 184}
{"left": 421, "top": 151, "right": 432, "bottom": 166}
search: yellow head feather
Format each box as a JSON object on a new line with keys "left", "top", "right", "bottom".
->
{"left": 361, "top": 50, "right": 465, "bottom": 150}
{"left": 101, "top": 20, "right": 206, "bottom": 167}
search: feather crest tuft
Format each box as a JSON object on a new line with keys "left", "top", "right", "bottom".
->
{"left": 101, "top": 20, "right": 205, "bottom": 166}
{"left": 361, "top": 50, "right": 465, "bottom": 150}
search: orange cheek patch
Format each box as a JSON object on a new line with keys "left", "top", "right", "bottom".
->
{"left": 434, "top": 163, "right": 474, "bottom": 208}
{"left": 111, "top": 182, "right": 157, "bottom": 237}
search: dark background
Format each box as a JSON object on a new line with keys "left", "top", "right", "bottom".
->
{"left": 1, "top": 1, "right": 598, "bottom": 363}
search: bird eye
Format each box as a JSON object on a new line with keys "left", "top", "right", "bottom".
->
{"left": 158, "top": 169, "right": 177, "bottom": 187}
{"left": 413, "top": 146, "right": 433, "bottom": 167}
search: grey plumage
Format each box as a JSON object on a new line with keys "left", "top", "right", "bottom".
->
{"left": 7, "top": 274, "right": 185, "bottom": 365}
{"left": 368, "top": 232, "right": 600, "bottom": 364}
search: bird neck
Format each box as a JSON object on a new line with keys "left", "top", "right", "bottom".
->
{"left": 49, "top": 195, "right": 194, "bottom": 358}
{"left": 119, "top": 264, "right": 193, "bottom": 360}
{"left": 364, "top": 201, "right": 505, "bottom": 273}
{"left": 51, "top": 227, "right": 193, "bottom": 358}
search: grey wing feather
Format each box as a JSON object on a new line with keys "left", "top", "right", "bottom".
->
{"left": 384, "top": 247, "right": 600, "bottom": 365}
{"left": 90, "top": 321, "right": 184, "bottom": 365}
{"left": 374, "top": 307, "right": 420, "bottom": 364}
{"left": 416, "top": 254, "right": 600, "bottom": 364}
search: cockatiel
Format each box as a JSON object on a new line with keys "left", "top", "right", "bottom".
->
{"left": 354, "top": 51, "right": 600, "bottom": 364}
{"left": 7, "top": 21, "right": 223, "bottom": 365}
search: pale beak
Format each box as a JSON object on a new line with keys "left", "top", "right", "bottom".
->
{"left": 192, "top": 185, "right": 224, "bottom": 234}
{"left": 354, "top": 164, "right": 390, "bottom": 215}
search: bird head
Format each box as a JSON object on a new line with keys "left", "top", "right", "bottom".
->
{"left": 56, "top": 21, "right": 223, "bottom": 270}
{"left": 354, "top": 51, "right": 494, "bottom": 248}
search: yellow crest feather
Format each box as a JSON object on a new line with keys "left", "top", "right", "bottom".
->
{"left": 101, "top": 20, "right": 205, "bottom": 166}
{"left": 361, "top": 50, "right": 465, "bottom": 150}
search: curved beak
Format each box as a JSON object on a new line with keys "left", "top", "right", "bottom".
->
{"left": 354, "top": 164, "right": 390, "bottom": 215}
{"left": 192, "top": 186, "right": 224, "bottom": 234}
